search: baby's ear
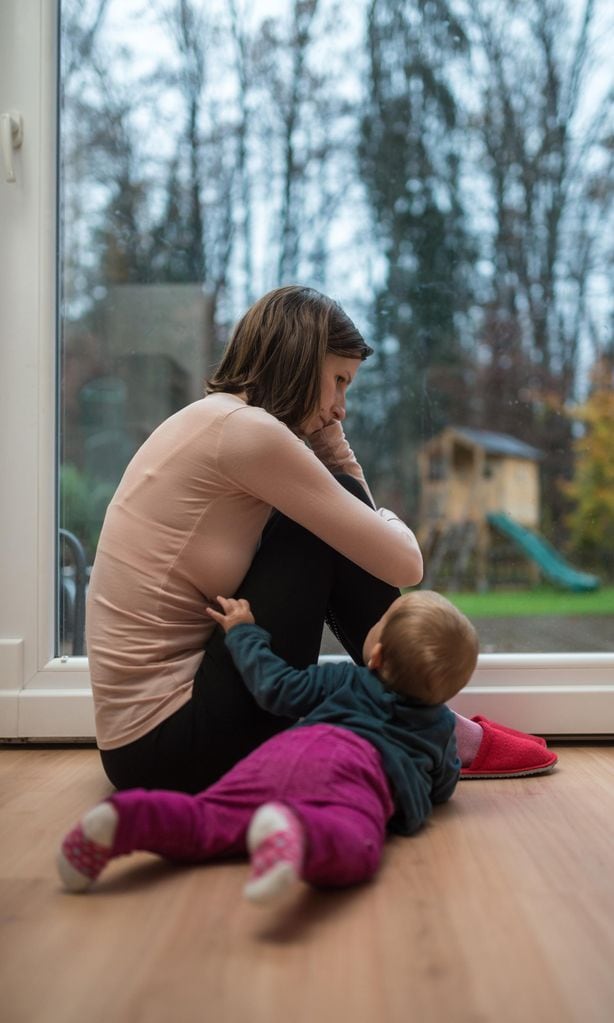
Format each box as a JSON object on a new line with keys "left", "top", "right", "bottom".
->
{"left": 367, "top": 642, "right": 383, "bottom": 672}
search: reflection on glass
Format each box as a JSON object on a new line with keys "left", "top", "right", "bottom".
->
{"left": 58, "top": 0, "right": 613, "bottom": 656}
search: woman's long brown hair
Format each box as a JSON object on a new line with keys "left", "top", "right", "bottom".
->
{"left": 205, "top": 285, "right": 373, "bottom": 431}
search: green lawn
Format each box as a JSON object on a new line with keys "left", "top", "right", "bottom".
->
{"left": 438, "top": 585, "right": 614, "bottom": 619}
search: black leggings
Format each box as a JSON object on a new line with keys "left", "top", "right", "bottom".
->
{"left": 100, "top": 475, "right": 399, "bottom": 793}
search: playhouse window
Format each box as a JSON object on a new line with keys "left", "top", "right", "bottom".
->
{"left": 429, "top": 456, "right": 447, "bottom": 481}
{"left": 452, "top": 445, "right": 474, "bottom": 479}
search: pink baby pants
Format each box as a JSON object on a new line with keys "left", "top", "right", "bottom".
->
{"left": 108, "top": 724, "right": 395, "bottom": 887}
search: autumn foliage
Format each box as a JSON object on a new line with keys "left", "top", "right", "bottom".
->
{"left": 565, "top": 355, "right": 614, "bottom": 575}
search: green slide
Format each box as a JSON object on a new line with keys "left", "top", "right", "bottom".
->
{"left": 487, "top": 512, "right": 600, "bottom": 592}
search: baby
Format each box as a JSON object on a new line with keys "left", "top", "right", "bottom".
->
{"left": 58, "top": 590, "right": 478, "bottom": 903}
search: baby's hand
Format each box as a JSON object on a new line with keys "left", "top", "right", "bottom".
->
{"left": 206, "top": 596, "right": 255, "bottom": 633}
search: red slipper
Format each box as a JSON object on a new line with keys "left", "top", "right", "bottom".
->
{"left": 471, "top": 715, "right": 547, "bottom": 748}
{"left": 460, "top": 719, "right": 558, "bottom": 779}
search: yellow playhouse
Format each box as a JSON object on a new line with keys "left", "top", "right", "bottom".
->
{"left": 417, "top": 427, "right": 542, "bottom": 590}
{"left": 418, "top": 427, "right": 541, "bottom": 530}
{"left": 417, "top": 427, "right": 598, "bottom": 592}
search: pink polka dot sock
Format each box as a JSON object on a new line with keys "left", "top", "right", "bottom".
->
{"left": 244, "top": 802, "right": 305, "bottom": 905}
{"left": 57, "top": 802, "right": 119, "bottom": 892}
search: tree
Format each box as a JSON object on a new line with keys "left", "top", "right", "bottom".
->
{"left": 565, "top": 351, "right": 614, "bottom": 576}
{"left": 60, "top": 0, "right": 111, "bottom": 83}
{"left": 161, "top": 0, "right": 207, "bottom": 284}
{"left": 59, "top": 0, "right": 114, "bottom": 316}
{"left": 357, "top": 0, "right": 476, "bottom": 514}
{"left": 275, "top": 0, "right": 320, "bottom": 282}
{"left": 470, "top": 0, "right": 612, "bottom": 537}
{"left": 228, "top": 0, "right": 256, "bottom": 306}
{"left": 251, "top": 0, "right": 350, "bottom": 289}
{"left": 92, "top": 84, "right": 153, "bottom": 286}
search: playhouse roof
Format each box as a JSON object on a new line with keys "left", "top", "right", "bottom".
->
{"left": 451, "top": 428, "right": 542, "bottom": 461}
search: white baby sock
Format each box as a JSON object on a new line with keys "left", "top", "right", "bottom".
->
{"left": 57, "top": 802, "right": 119, "bottom": 892}
{"left": 244, "top": 802, "right": 305, "bottom": 905}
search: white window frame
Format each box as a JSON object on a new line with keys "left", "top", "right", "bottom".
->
{"left": 1, "top": 0, "right": 612, "bottom": 741}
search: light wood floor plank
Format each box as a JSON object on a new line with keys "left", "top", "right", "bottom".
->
{"left": 1, "top": 744, "right": 613, "bottom": 1023}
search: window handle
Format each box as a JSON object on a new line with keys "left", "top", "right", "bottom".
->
{"left": 1, "top": 111, "right": 24, "bottom": 183}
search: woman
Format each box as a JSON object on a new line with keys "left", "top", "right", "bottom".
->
{"left": 86, "top": 285, "right": 556, "bottom": 792}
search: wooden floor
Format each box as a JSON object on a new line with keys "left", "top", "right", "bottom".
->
{"left": 1, "top": 744, "right": 614, "bottom": 1023}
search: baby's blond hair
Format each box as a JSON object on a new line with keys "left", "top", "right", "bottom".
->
{"left": 378, "top": 591, "right": 478, "bottom": 705}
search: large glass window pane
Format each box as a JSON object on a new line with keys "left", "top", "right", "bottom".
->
{"left": 58, "top": 0, "right": 613, "bottom": 657}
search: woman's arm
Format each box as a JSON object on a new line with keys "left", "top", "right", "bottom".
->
{"left": 307, "top": 420, "right": 374, "bottom": 503}
{"left": 218, "top": 406, "right": 423, "bottom": 589}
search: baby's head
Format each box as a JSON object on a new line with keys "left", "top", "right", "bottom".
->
{"left": 363, "top": 591, "right": 478, "bottom": 705}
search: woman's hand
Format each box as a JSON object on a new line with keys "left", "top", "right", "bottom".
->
{"left": 206, "top": 596, "right": 256, "bottom": 633}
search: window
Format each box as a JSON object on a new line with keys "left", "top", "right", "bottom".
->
{"left": 1, "top": 0, "right": 612, "bottom": 740}
{"left": 429, "top": 456, "right": 447, "bottom": 483}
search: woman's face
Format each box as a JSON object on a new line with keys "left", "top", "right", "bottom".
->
{"left": 300, "top": 354, "right": 361, "bottom": 436}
